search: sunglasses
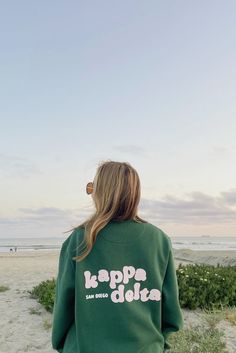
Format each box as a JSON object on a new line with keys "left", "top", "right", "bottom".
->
{"left": 86, "top": 182, "right": 93, "bottom": 195}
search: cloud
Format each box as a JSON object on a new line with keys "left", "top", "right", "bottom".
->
{"left": 220, "top": 188, "right": 236, "bottom": 205}
{"left": 210, "top": 145, "right": 229, "bottom": 156}
{"left": 18, "top": 206, "right": 93, "bottom": 222}
{"left": 19, "top": 207, "right": 73, "bottom": 218}
{"left": 0, "top": 206, "right": 94, "bottom": 232}
{"left": 0, "top": 153, "right": 42, "bottom": 178}
{"left": 1, "top": 188, "right": 236, "bottom": 237}
{"left": 139, "top": 189, "right": 236, "bottom": 225}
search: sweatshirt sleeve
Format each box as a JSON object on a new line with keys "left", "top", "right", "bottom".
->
{"left": 51, "top": 241, "right": 75, "bottom": 353}
{"left": 161, "top": 238, "right": 184, "bottom": 351}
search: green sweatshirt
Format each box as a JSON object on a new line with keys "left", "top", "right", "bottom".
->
{"left": 51, "top": 220, "right": 184, "bottom": 353}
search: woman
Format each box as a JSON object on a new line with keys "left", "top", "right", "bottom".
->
{"left": 51, "top": 160, "right": 184, "bottom": 353}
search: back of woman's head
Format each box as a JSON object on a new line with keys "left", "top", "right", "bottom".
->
{"left": 65, "top": 160, "right": 147, "bottom": 262}
{"left": 93, "top": 160, "right": 141, "bottom": 221}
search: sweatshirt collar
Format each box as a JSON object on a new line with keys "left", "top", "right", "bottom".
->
{"left": 98, "top": 220, "right": 146, "bottom": 244}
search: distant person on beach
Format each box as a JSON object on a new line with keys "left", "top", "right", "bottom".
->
{"left": 51, "top": 160, "right": 184, "bottom": 353}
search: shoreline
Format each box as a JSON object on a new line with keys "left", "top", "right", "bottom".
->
{"left": 1, "top": 248, "right": 236, "bottom": 267}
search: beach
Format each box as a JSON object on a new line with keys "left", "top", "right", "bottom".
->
{"left": 0, "top": 249, "right": 236, "bottom": 353}
{"left": 173, "top": 248, "right": 236, "bottom": 267}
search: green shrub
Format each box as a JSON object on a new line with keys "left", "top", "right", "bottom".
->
{"left": 30, "top": 264, "right": 236, "bottom": 314}
{"left": 28, "top": 278, "right": 56, "bottom": 313}
{"left": 177, "top": 263, "right": 236, "bottom": 310}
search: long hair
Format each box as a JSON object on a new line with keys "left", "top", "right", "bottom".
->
{"left": 65, "top": 160, "right": 147, "bottom": 262}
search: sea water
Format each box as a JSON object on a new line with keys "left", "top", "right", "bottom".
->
{"left": 0, "top": 235, "right": 236, "bottom": 252}
{"left": 171, "top": 235, "right": 236, "bottom": 251}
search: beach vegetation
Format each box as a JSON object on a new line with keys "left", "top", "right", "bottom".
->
{"left": 29, "top": 307, "right": 42, "bottom": 315}
{"left": 0, "top": 284, "right": 10, "bottom": 292}
{"left": 28, "top": 263, "right": 236, "bottom": 315}
{"left": 167, "top": 325, "right": 227, "bottom": 353}
{"left": 203, "top": 305, "right": 236, "bottom": 326}
{"left": 43, "top": 318, "right": 52, "bottom": 330}
{"left": 177, "top": 263, "right": 236, "bottom": 310}
{"left": 29, "top": 274, "right": 235, "bottom": 351}
{"left": 28, "top": 278, "right": 56, "bottom": 313}
{"left": 222, "top": 306, "right": 236, "bottom": 325}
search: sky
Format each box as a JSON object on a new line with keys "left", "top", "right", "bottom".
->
{"left": 0, "top": 1, "right": 236, "bottom": 238}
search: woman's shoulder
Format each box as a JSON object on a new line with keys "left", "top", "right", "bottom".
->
{"left": 61, "top": 226, "right": 85, "bottom": 254}
{"left": 142, "top": 221, "right": 172, "bottom": 247}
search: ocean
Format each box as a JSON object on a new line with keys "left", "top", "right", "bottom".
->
{"left": 0, "top": 235, "right": 236, "bottom": 253}
{"left": 0, "top": 237, "right": 65, "bottom": 253}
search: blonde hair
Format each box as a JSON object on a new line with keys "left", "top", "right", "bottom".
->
{"left": 65, "top": 160, "right": 147, "bottom": 262}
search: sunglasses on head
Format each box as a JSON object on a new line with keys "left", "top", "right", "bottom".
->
{"left": 86, "top": 182, "right": 93, "bottom": 195}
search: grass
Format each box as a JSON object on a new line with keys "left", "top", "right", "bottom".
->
{"left": 166, "top": 306, "right": 236, "bottom": 352}
{"left": 29, "top": 307, "right": 42, "bottom": 315}
{"left": 202, "top": 306, "right": 236, "bottom": 327}
{"left": 0, "top": 285, "right": 10, "bottom": 292}
{"left": 223, "top": 307, "right": 236, "bottom": 326}
{"left": 43, "top": 318, "right": 52, "bottom": 330}
{"left": 202, "top": 312, "right": 222, "bottom": 329}
{"left": 168, "top": 325, "right": 227, "bottom": 353}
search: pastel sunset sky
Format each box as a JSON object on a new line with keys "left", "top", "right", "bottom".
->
{"left": 0, "top": 1, "right": 236, "bottom": 238}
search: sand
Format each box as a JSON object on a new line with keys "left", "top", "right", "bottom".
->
{"left": 0, "top": 249, "right": 236, "bottom": 353}
{"left": 173, "top": 248, "right": 236, "bottom": 267}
